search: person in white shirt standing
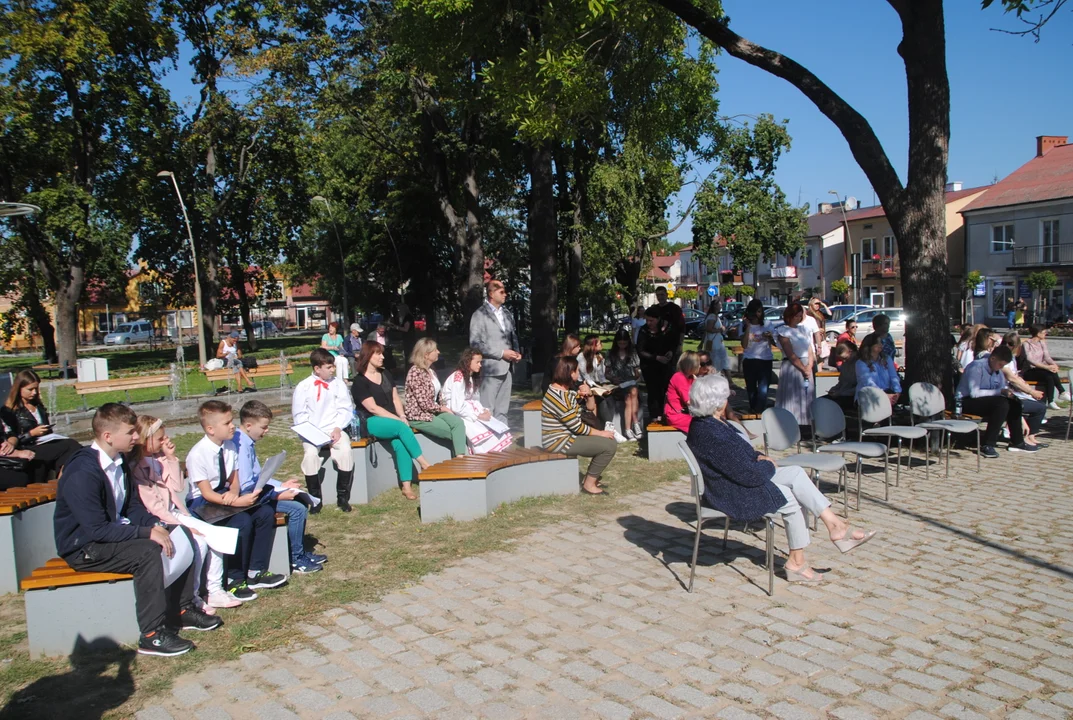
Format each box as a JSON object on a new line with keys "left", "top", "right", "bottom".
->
{"left": 292, "top": 348, "right": 356, "bottom": 512}
{"left": 468, "top": 280, "right": 521, "bottom": 423}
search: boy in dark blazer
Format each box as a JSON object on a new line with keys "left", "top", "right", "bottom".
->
{"left": 54, "top": 403, "right": 222, "bottom": 656}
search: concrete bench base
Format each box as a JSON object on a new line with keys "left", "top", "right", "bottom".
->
{"left": 648, "top": 426, "right": 686, "bottom": 462}
{"left": 523, "top": 400, "right": 626, "bottom": 448}
{"left": 419, "top": 456, "right": 579, "bottom": 523}
{"left": 0, "top": 502, "right": 56, "bottom": 595}
{"left": 322, "top": 432, "right": 454, "bottom": 505}
{"left": 268, "top": 518, "right": 290, "bottom": 578}
{"left": 25, "top": 578, "right": 138, "bottom": 658}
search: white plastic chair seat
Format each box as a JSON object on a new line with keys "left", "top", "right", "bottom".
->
{"left": 698, "top": 504, "right": 727, "bottom": 521}
{"left": 817, "top": 441, "right": 887, "bottom": 458}
{"left": 863, "top": 425, "right": 928, "bottom": 440}
{"left": 781, "top": 453, "right": 846, "bottom": 472}
{"left": 925, "top": 419, "right": 979, "bottom": 434}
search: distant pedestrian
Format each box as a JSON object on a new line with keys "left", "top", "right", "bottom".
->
{"left": 468, "top": 280, "right": 521, "bottom": 423}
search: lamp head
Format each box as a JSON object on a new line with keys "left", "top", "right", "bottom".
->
{"left": 157, "top": 171, "right": 173, "bottom": 178}
{"left": 828, "top": 190, "right": 839, "bottom": 197}
{"left": 311, "top": 195, "right": 327, "bottom": 204}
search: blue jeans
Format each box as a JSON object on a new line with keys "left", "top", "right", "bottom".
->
{"left": 274, "top": 499, "right": 307, "bottom": 564}
{"left": 1007, "top": 311, "right": 1016, "bottom": 329}
{"left": 219, "top": 502, "right": 276, "bottom": 583}
{"left": 743, "top": 358, "right": 773, "bottom": 412}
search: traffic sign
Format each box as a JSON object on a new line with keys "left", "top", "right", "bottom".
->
{"left": 707, "top": 285, "right": 717, "bottom": 297}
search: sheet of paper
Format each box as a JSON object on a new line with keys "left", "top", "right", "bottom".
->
{"left": 161, "top": 527, "right": 195, "bottom": 587}
{"left": 480, "top": 416, "right": 510, "bottom": 435}
{"left": 256, "top": 451, "right": 287, "bottom": 492}
{"left": 292, "top": 422, "right": 331, "bottom": 447}
{"left": 174, "top": 514, "right": 239, "bottom": 555}
{"left": 36, "top": 432, "right": 69, "bottom": 444}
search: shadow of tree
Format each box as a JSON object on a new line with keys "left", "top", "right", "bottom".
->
{"left": 0, "top": 637, "right": 135, "bottom": 720}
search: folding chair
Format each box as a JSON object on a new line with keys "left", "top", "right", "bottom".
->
{"left": 811, "top": 397, "right": 888, "bottom": 513}
{"left": 856, "top": 386, "right": 930, "bottom": 498}
{"left": 1065, "top": 368, "right": 1073, "bottom": 441}
{"left": 677, "top": 441, "right": 776, "bottom": 596}
{"left": 908, "top": 382, "right": 980, "bottom": 477}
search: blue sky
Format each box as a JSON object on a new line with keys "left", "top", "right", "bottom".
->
{"left": 666, "top": 0, "right": 1073, "bottom": 245}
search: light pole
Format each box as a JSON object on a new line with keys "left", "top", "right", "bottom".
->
{"left": 157, "top": 171, "right": 208, "bottom": 368}
{"left": 312, "top": 196, "right": 349, "bottom": 324}
{"left": 374, "top": 216, "right": 405, "bottom": 302}
{"left": 829, "top": 190, "right": 857, "bottom": 305}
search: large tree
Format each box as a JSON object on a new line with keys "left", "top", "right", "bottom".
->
{"left": 638, "top": 0, "right": 953, "bottom": 389}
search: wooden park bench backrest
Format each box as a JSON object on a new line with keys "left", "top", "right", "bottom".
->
{"left": 74, "top": 375, "right": 173, "bottom": 394}
{"left": 0, "top": 483, "right": 57, "bottom": 516}
{"left": 419, "top": 447, "right": 568, "bottom": 481}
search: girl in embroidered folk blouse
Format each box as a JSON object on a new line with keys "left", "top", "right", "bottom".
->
{"left": 440, "top": 348, "right": 513, "bottom": 454}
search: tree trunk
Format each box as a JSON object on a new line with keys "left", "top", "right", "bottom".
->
{"left": 230, "top": 257, "right": 257, "bottom": 352}
{"left": 460, "top": 162, "right": 486, "bottom": 318}
{"left": 555, "top": 149, "right": 581, "bottom": 335}
{"left": 526, "top": 143, "right": 558, "bottom": 371}
{"left": 23, "top": 272, "right": 57, "bottom": 363}
{"left": 200, "top": 230, "right": 220, "bottom": 352}
{"left": 52, "top": 265, "right": 84, "bottom": 375}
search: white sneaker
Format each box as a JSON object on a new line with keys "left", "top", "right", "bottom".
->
{"left": 1060, "top": 391, "right": 1071, "bottom": 401}
{"left": 625, "top": 428, "right": 637, "bottom": 441}
{"left": 1049, "top": 401, "right": 1062, "bottom": 411}
{"left": 207, "top": 590, "right": 242, "bottom": 609}
{"left": 633, "top": 421, "right": 643, "bottom": 437}
{"left": 604, "top": 422, "right": 615, "bottom": 433}
{"left": 614, "top": 430, "right": 628, "bottom": 443}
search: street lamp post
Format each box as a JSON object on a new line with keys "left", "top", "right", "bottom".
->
{"left": 829, "top": 190, "right": 857, "bottom": 305}
{"left": 312, "top": 196, "right": 349, "bottom": 324}
{"left": 157, "top": 171, "right": 208, "bottom": 368}
{"left": 374, "top": 216, "right": 405, "bottom": 302}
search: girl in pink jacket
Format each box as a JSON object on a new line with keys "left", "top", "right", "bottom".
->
{"left": 664, "top": 352, "right": 701, "bottom": 434}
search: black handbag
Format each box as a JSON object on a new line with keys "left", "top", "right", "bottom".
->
{"left": 241, "top": 356, "right": 258, "bottom": 369}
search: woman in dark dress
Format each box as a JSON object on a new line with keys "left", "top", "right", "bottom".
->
{"left": 2, "top": 370, "right": 82, "bottom": 483}
{"left": 685, "top": 374, "right": 876, "bottom": 584}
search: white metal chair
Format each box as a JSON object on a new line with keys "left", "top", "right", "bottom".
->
{"left": 810, "top": 397, "right": 888, "bottom": 513}
{"left": 908, "top": 382, "right": 980, "bottom": 477}
{"left": 762, "top": 407, "right": 847, "bottom": 527}
{"left": 677, "top": 441, "right": 776, "bottom": 596}
{"left": 856, "top": 386, "right": 930, "bottom": 497}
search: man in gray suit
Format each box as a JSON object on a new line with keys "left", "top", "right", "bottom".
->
{"left": 469, "top": 280, "right": 522, "bottom": 422}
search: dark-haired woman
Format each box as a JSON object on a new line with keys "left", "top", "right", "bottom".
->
{"left": 606, "top": 328, "right": 642, "bottom": 439}
{"left": 1020, "top": 324, "right": 1069, "bottom": 409}
{"left": 774, "top": 302, "right": 815, "bottom": 425}
{"left": 1, "top": 370, "right": 82, "bottom": 483}
{"left": 351, "top": 341, "right": 431, "bottom": 500}
{"left": 542, "top": 356, "right": 617, "bottom": 495}
{"left": 740, "top": 300, "right": 776, "bottom": 413}
{"left": 441, "top": 347, "right": 513, "bottom": 454}
{"left": 542, "top": 334, "right": 581, "bottom": 392}
{"left": 577, "top": 334, "right": 626, "bottom": 443}
{"left": 637, "top": 306, "right": 675, "bottom": 423}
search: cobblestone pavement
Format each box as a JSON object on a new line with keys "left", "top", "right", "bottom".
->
{"left": 139, "top": 433, "right": 1073, "bottom": 720}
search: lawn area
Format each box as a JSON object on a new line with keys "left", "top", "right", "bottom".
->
{"left": 0, "top": 428, "right": 687, "bottom": 719}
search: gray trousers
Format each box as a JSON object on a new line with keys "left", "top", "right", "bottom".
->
{"left": 480, "top": 372, "right": 512, "bottom": 422}
{"left": 771, "top": 466, "right": 831, "bottom": 551}
{"left": 563, "top": 434, "right": 618, "bottom": 479}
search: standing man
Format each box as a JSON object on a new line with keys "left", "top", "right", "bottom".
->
{"left": 469, "top": 280, "right": 521, "bottom": 422}
{"left": 655, "top": 286, "right": 685, "bottom": 359}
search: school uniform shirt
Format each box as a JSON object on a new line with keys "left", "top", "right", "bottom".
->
{"left": 956, "top": 357, "right": 1007, "bottom": 399}
{"left": 292, "top": 374, "right": 355, "bottom": 433}
{"left": 233, "top": 429, "right": 262, "bottom": 494}
{"left": 184, "top": 435, "right": 238, "bottom": 501}
{"left": 93, "top": 440, "right": 129, "bottom": 524}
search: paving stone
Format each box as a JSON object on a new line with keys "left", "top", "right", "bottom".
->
{"left": 334, "top": 678, "right": 372, "bottom": 698}
{"left": 137, "top": 708, "right": 175, "bottom": 720}
{"left": 406, "top": 687, "right": 449, "bottom": 713}
{"left": 633, "top": 694, "right": 685, "bottom": 719}
{"left": 283, "top": 688, "right": 335, "bottom": 712}
{"left": 194, "top": 707, "right": 231, "bottom": 720}
{"left": 591, "top": 700, "right": 633, "bottom": 720}
{"left": 252, "top": 702, "right": 299, "bottom": 720}
{"left": 172, "top": 683, "right": 211, "bottom": 707}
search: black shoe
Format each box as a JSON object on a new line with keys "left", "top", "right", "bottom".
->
{"left": 307, "top": 552, "right": 327, "bottom": 564}
{"left": 337, "top": 500, "right": 352, "bottom": 513}
{"left": 227, "top": 580, "right": 258, "bottom": 602}
{"left": 248, "top": 570, "right": 287, "bottom": 590}
{"left": 180, "top": 606, "right": 223, "bottom": 632}
{"left": 1008, "top": 443, "right": 1040, "bottom": 453}
{"left": 309, "top": 503, "right": 322, "bottom": 515}
{"left": 138, "top": 628, "right": 194, "bottom": 657}
{"left": 980, "top": 445, "right": 999, "bottom": 459}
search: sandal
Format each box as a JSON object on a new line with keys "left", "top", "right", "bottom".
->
{"left": 831, "top": 528, "right": 877, "bottom": 554}
{"left": 783, "top": 565, "right": 824, "bottom": 584}
{"left": 581, "top": 487, "right": 608, "bottom": 496}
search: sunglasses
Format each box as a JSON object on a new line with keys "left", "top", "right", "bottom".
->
{"left": 700, "top": 360, "right": 712, "bottom": 367}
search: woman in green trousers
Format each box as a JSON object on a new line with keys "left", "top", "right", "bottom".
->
{"left": 404, "top": 338, "right": 467, "bottom": 456}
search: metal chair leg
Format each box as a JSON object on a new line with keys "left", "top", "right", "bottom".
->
{"left": 976, "top": 429, "right": 981, "bottom": 471}
{"left": 722, "top": 516, "right": 730, "bottom": 550}
{"left": 688, "top": 519, "right": 703, "bottom": 593}
{"left": 923, "top": 435, "right": 929, "bottom": 482}
{"left": 945, "top": 430, "right": 952, "bottom": 479}
{"left": 766, "top": 518, "right": 775, "bottom": 597}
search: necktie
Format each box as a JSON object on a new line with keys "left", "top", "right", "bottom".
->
{"left": 314, "top": 378, "right": 329, "bottom": 401}
{"left": 217, "top": 448, "right": 228, "bottom": 493}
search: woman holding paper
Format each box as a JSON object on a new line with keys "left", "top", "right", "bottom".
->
{"left": 441, "top": 348, "right": 514, "bottom": 454}
{"left": 2, "top": 369, "right": 82, "bottom": 483}
{"left": 352, "top": 341, "right": 431, "bottom": 500}
{"left": 577, "top": 335, "right": 627, "bottom": 443}
{"left": 605, "top": 328, "right": 642, "bottom": 440}
{"left": 130, "top": 415, "right": 238, "bottom": 611}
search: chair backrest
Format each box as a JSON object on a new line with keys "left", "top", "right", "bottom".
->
{"left": 908, "top": 382, "right": 944, "bottom": 423}
{"left": 1067, "top": 367, "right": 1073, "bottom": 388}
{"left": 857, "top": 386, "right": 893, "bottom": 424}
{"left": 677, "top": 440, "right": 703, "bottom": 503}
{"left": 761, "top": 407, "right": 800, "bottom": 452}
{"left": 811, "top": 397, "right": 846, "bottom": 442}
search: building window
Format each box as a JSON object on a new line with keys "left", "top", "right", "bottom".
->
{"left": 990, "top": 280, "right": 1015, "bottom": 317}
{"left": 861, "top": 237, "right": 877, "bottom": 260}
{"left": 179, "top": 310, "right": 194, "bottom": 329}
{"left": 991, "top": 224, "right": 1014, "bottom": 253}
{"left": 800, "top": 247, "right": 813, "bottom": 268}
{"left": 1042, "top": 219, "right": 1060, "bottom": 263}
{"left": 882, "top": 236, "right": 896, "bottom": 259}
{"left": 884, "top": 285, "right": 896, "bottom": 308}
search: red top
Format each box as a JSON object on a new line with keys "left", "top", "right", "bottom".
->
{"left": 664, "top": 371, "right": 695, "bottom": 434}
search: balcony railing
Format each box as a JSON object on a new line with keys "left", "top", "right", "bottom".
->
{"left": 1012, "top": 244, "right": 1073, "bottom": 267}
{"left": 864, "top": 256, "right": 899, "bottom": 277}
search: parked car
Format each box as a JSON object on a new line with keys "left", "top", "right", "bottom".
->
{"left": 239, "top": 321, "right": 281, "bottom": 340}
{"left": 104, "top": 320, "right": 154, "bottom": 345}
{"left": 825, "top": 307, "right": 907, "bottom": 344}
{"left": 826, "top": 304, "right": 873, "bottom": 324}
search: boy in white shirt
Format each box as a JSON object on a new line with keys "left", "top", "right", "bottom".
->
{"left": 185, "top": 400, "right": 286, "bottom": 603}
{"left": 292, "top": 348, "right": 356, "bottom": 512}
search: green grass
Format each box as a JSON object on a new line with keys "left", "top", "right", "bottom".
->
{"left": 0, "top": 429, "right": 687, "bottom": 719}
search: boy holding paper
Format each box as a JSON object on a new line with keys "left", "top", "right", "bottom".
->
{"left": 292, "top": 348, "right": 356, "bottom": 512}
{"left": 54, "top": 403, "right": 221, "bottom": 657}
{"left": 185, "top": 400, "right": 286, "bottom": 603}
{"left": 235, "top": 400, "right": 326, "bottom": 574}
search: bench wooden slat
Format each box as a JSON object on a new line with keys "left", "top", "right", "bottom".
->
{"left": 419, "top": 449, "right": 568, "bottom": 482}
{"left": 204, "top": 363, "right": 293, "bottom": 381}
{"left": 21, "top": 558, "right": 133, "bottom": 591}
{"left": 75, "top": 375, "right": 172, "bottom": 395}
{"left": 522, "top": 400, "right": 542, "bottom": 412}
{"left": 275, "top": 512, "right": 286, "bottom": 527}
{"left": 646, "top": 422, "right": 680, "bottom": 433}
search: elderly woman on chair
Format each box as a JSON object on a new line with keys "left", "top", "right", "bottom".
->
{"left": 685, "top": 374, "right": 877, "bottom": 584}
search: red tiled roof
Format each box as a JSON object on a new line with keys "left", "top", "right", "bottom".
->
{"left": 650, "top": 252, "right": 679, "bottom": 268}
{"left": 647, "top": 267, "right": 671, "bottom": 281}
{"left": 835, "top": 185, "right": 991, "bottom": 223}
{"left": 962, "top": 144, "right": 1073, "bottom": 212}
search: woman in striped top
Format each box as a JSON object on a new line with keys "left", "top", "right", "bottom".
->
{"left": 542, "top": 356, "right": 618, "bottom": 495}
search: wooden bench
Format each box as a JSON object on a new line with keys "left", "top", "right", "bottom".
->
{"left": 815, "top": 370, "right": 840, "bottom": 397}
{"left": 74, "top": 374, "right": 173, "bottom": 410}
{"left": 32, "top": 363, "right": 61, "bottom": 379}
{"left": 320, "top": 430, "right": 455, "bottom": 506}
{"left": 0, "top": 482, "right": 59, "bottom": 594}
{"left": 22, "top": 558, "right": 137, "bottom": 658}
{"left": 268, "top": 511, "right": 290, "bottom": 578}
{"left": 417, "top": 447, "right": 579, "bottom": 523}
{"left": 204, "top": 362, "right": 294, "bottom": 393}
